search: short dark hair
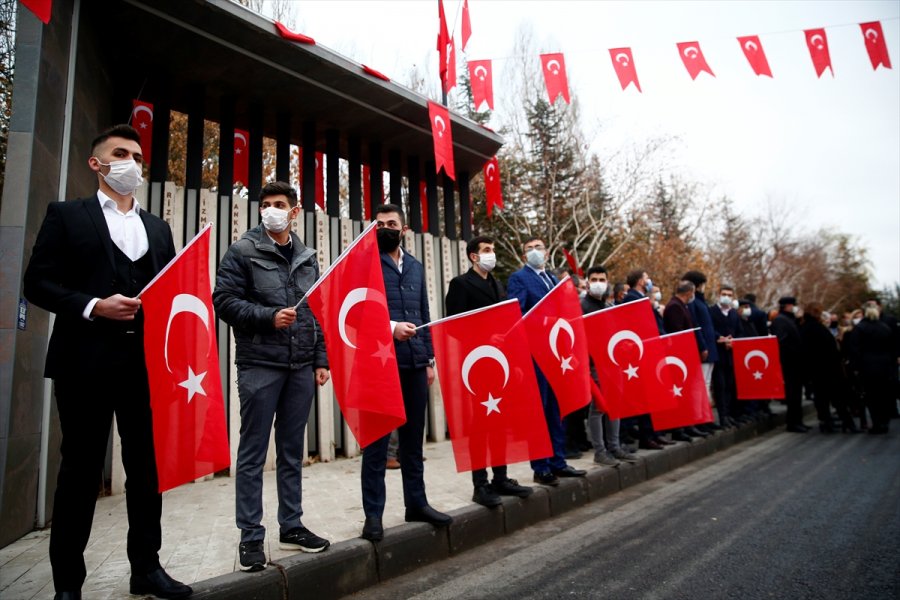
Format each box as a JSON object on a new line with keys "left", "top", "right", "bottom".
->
{"left": 259, "top": 181, "right": 298, "bottom": 207}
{"left": 91, "top": 124, "right": 142, "bottom": 154}
{"left": 676, "top": 280, "right": 695, "bottom": 295}
{"left": 466, "top": 235, "right": 493, "bottom": 258}
{"left": 522, "top": 236, "right": 544, "bottom": 252}
{"left": 743, "top": 293, "right": 757, "bottom": 304}
{"left": 720, "top": 284, "right": 735, "bottom": 293}
{"left": 682, "top": 270, "right": 707, "bottom": 286}
{"left": 626, "top": 269, "right": 646, "bottom": 288}
{"left": 586, "top": 265, "right": 607, "bottom": 277}
{"left": 374, "top": 203, "right": 406, "bottom": 226}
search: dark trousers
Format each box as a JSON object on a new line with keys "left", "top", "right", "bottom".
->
{"left": 712, "top": 356, "right": 736, "bottom": 420}
{"left": 50, "top": 354, "right": 161, "bottom": 592}
{"left": 784, "top": 373, "right": 804, "bottom": 427}
{"left": 863, "top": 376, "right": 894, "bottom": 430}
{"left": 530, "top": 367, "right": 567, "bottom": 473}
{"left": 361, "top": 367, "right": 428, "bottom": 518}
{"left": 472, "top": 466, "right": 508, "bottom": 487}
{"left": 564, "top": 405, "right": 590, "bottom": 450}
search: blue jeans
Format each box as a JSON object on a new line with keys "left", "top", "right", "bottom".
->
{"left": 361, "top": 367, "right": 429, "bottom": 518}
{"left": 530, "top": 367, "right": 568, "bottom": 474}
{"left": 235, "top": 364, "right": 315, "bottom": 542}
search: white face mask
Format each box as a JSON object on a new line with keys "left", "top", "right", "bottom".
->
{"left": 732, "top": 299, "right": 740, "bottom": 310}
{"left": 97, "top": 158, "right": 143, "bottom": 195}
{"left": 525, "top": 248, "right": 545, "bottom": 269}
{"left": 653, "top": 291, "right": 662, "bottom": 302}
{"left": 741, "top": 308, "right": 751, "bottom": 318}
{"left": 477, "top": 252, "right": 496, "bottom": 272}
{"left": 719, "top": 295, "right": 733, "bottom": 308}
{"left": 261, "top": 206, "right": 291, "bottom": 233}
{"left": 852, "top": 317, "right": 862, "bottom": 326}
{"left": 589, "top": 281, "right": 608, "bottom": 298}
{"left": 791, "top": 306, "right": 800, "bottom": 315}
{"left": 578, "top": 290, "right": 587, "bottom": 299}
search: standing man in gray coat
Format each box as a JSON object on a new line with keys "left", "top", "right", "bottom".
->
{"left": 214, "top": 182, "right": 330, "bottom": 571}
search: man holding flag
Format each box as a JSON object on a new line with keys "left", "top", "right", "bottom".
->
{"left": 24, "top": 125, "right": 191, "bottom": 600}
{"left": 214, "top": 182, "right": 331, "bottom": 571}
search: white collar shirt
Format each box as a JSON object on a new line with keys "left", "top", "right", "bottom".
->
{"left": 97, "top": 190, "right": 149, "bottom": 261}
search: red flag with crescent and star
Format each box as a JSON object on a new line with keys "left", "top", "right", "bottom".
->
{"left": 305, "top": 222, "right": 405, "bottom": 448}
{"left": 731, "top": 336, "right": 785, "bottom": 400}
{"left": 141, "top": 225, "right": 230, "bottom": 492}
{"left": 483, "top": 156, "right": 503, "bottom": 217}
{"left": 233, "top": 129, "right": 250, "bottom": 186}
{"left": 804, "top": 28, "right": 833, "bottom": 78}
{"left": 129, "top": 100, "right": 154, "bottom": 165}
{"left": 420, "top": 180, "right": 429, "bottom": 230}
{"left": 646, "top": 330, "right": 713, "bottom": 431}
{"left": 461, "top": 0, "right": 472, "bottom": 51}
{"left": 860, "top": 21, "right": 892, "bottom": 70}
{"left": 676, "top": 41, "right": 715, "bottom": 80}
{"left": 582, "top": 298, "right": 676, "bottom": 419}
{"left": 444, "top": 36, "right": 458, "bottom": 94}
{"left": 561, "top": 248, "right": 583, "bottom": 277}
{"left": 609, "top": 47, "right": 642, "bottom": 92}
{"left": 21, "top": 0, "right": 51, "bottom": 23}
{"left": 737, "top": 35, "right": 773, "bottom": 77}
{"left": 430, "top": 299, "right": 551, "bottom": 472}
{"left": 540, "top": 53, "right": 571, "bottom": 104}
{"left": 428, "top": 100, "right": 455, "bottom": 180}
{"left": 468, "top": 59, "right": 494, "bottom": 111}
{"left": 522, "top": 277, "right": 591, "bottom": 418}
{"left": 437, "top": 0, "right": 450, "bottom": 86}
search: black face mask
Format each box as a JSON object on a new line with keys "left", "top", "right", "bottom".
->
{"left": 376, "top": 227, "right": 402, "bottom": 253}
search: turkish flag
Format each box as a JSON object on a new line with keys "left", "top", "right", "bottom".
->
{"left": 561, "top": 248, "right": 582, "bottom": 277}
{"left": 21, "top": 0, "right": 51, "bottom": 24}
{"left": 582, "top": 298, "right": 675, "bottom": 419}
{"left": 438, "top": 0, "right": 450, "bottom": 84}
{"left": 315, "top": 152, "right": 325, "bottom": 210}
{"left": 805, "top": 28, "right": 833, "bottom": 78}
{"left": 461, "top": 0, "right": 473, "bottom": 51}
{"left": 428, "top": 101, "right": 455, "bottom": 180}
{"left": 274, "top": 21, "right": 315, "bottom": 44}
{"left": 860, "top": 21, "right": 892, "bottom": 70}
{"left": 732, "top": 336, "right": 785, "bottom": 400}
{"left": 431, "top": 299, "right": 551, "bottom": 472}
{"left": 443, "top": 37, "right": 457, "bottom": 94}
{"left": 646, "top": 330, "right": 713, "bottom": 431}
{"left": 676, "top": 41, "right": 715, "bottom": 80}
{"left": 130, "top": 100, "right": 154, "bottom": 166}
{"left": 420, "top": 180, "right": 429, "bottom": 230}
{"left": 141, "top": 225, "right": 230, "bottom": 492}
{"left": 540, "top": 53, "right": 570, "bottom": 104}
{"left": 522, "top": 277, "right": 591, "bottom": 417}
{"left": 737, "top": 35, "right": 773, "bottom": 77}
{"left": 233, "top": 129, "right": 250, "bottom": 186}
{"left": 362, "top": 65, "right": 391, "bottom": 81}
{"left": 468, "top": 60, "right": 494, "bottom": 111}
{"left": 609, "top": 47, "right": 642, "bottom": 92}
{"left": 483, "top": 156, "right": 503, "bottom": 217}
{"left": 305, "top": 223, "right": 406, "bottom": 448}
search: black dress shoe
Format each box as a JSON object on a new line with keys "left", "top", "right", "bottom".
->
{"left": 129, "top": 568, "right": 192, "bottom": 599}
{"left": 552, "top": 465, "right": 587, "bottom": 477}
{"left": 54, "top": 593, "right": 81, "bottom": 600}
{"left": 671, "top": 432, "right": 693, "bottom": 442}
{"left": 685, "top": 426, "right": 710, "bottom": 438}
{"left": 639, "top": 439, "right": 664, "bottom": 450}
{"left": 654, "top": 436, "right": 675, "bottom": 446}
{"left": 533, "top": 471, "right": 559, "bottom": 486}
{"left": 786, "top": 425, "right": 808, "bottom": 433}
{"left": 361, "top": 516, "right": 384, "bottom": 541}
{"left": 405, "top": 505, "right": 453, "bottom": 526}
{"left": 473, "top": 484, "right": 503, "bottom": 507}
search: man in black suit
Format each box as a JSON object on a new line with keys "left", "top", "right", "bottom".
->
{"left": 709, "top": 285, "right": 745, "bottom": 427}
{"left": 770, "top": 296, "right": 810, "bottom": 433}
{"left": 445, "top": 236, "right": 534, "bottom": 507}
{"left": 23, "top": 125, "right": 191, "bottom": 600}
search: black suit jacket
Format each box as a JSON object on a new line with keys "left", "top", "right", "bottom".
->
{"left": 24, "top": 195, "right": 176, "bottom": 379}
{"left": 445, "top": 268, "right": 505, "bottom": 316}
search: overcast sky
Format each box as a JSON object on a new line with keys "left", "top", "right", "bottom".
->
{"left": 280, "top": 0, "right": 900, "bottom": 288}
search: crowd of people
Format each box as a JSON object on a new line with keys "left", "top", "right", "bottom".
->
{"left": 23, "top": 125, "right": 899, "bottom": 599}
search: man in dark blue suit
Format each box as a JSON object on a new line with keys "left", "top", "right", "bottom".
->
{"left": 709, "top": 285, "right": 745, "bottom": 426}
{"left": 507, "top": 237, "right": 586, "bottom": 486}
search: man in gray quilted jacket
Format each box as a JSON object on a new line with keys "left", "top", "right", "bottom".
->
{"left": 214, "top": 182, "right": 330, "bottom": 571}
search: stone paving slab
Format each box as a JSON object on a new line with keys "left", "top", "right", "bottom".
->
{"left": 0, "top": 403, "right": 800, "bottom": 600}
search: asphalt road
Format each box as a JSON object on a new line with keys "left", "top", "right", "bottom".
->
{"left": 347, "top": 427, "right": 900, "bottom": 600}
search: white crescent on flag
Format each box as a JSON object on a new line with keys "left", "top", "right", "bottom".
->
{"left": 131, "top": 104, "right": 153, "bottom": 122}
{"left": 744, "top": 40, "right": 758, "bottom": 52}
{"left": 743, "top": 349, "right": 769, "bottom": 370}
{"left": 682, "top": 46, "right": 699, "bottom": 59}
{"left": 865, "top": 28, "right": 879, "bottom": 42}
{"left": 461, "top": 345, "right": 509, "bottom": 396}
{"left": 615, "top": 52, "right": 630, "bottom": 66}
{"left": 656, "top": 355, "right": 688, "bottom": 382}
{"left": 810, "top": 33, "right": 825, "bottom": 49}
{"left": 607, "top": 330, "right": 643, "bottom": 366}
{"left": 474, "top": 65, "right": 488, "bottom": 79}
{"left": 164, "top": 294, "right": 210, "bottom": 373}
{"left": 433, "top": 115, "right": 446, "bottom": 136}
{"left": 337, "top": 287, "right": 387, "bottom": 349}
{"left": 546, "top": 59, "right": 561, "bottom": 74}
{"left": 485, "top": 163, "right": 496, "bottom": 181}
{"left": 548, "top": 317, "right": 575, "bottom": 362}
{"left": 234, "top": 132, "right": 248, "bottom": 148}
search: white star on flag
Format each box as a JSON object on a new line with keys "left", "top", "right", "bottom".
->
{"left": 560, "top": 355, "right": 573, "bottom": 374}
{"left": 178, "top": 366, "right": 207, "bottom": 403}
{"left": 481, "top": 393, "right": 501, "bottom": 415}
{"left": 372, "top": 339, "right": 395, "bottom": 366}
{"left": 624, "top": 363, "right": 639, "bottom": 380}
{"left": 672, "top": 384, "right": 683, "bottom": 397}
{"left": 753, "top": 371, "right": 763, "bottom": 380}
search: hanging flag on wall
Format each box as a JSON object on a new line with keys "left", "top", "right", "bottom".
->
{"left": 428, "top": 100, "right": 455, "bottom": 180}
{"left": 233, "top": 129, "right": 250, "bottom": 186}
{"left": 540, "top": 53, "right": 571, "bottom": 104}
{"left": 483, "top": 156, "right": 503, "bottom": 217}
{"left": 130, "top": 100, "right": 154, "bottom": 165}
{"left": 609, "top": 47, "right": 642, "bottom": 92}
{"left": 805, "top": 28, "right": 833, "bottom": 78}
{"left": 676, "top": 41, "right": 715, "bottom": 80}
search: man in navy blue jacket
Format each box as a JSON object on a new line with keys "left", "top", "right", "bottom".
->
{"left": 507, "top": 237, "right": 587, "bottom": 486}
{"left": 682, "top": 271, "right": 721, "bottom": 431}
{"left": 709, "top": 285, "right": 745, "bottom": 427}
{"left": 359, "top": 204, "right": 452, "bottom": 542}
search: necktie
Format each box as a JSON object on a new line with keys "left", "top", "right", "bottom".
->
{"left": 541, "top": 271, "right": 554, "bottom": 290}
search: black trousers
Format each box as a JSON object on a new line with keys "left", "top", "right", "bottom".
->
{"left": 361, "top": 367, "right": 429, "bottom": 518}
{"left": 49, "top": 346, "right": 161, "bottom": 591}
{"left": 784, "top": 373, "right": 804, "bottom": 427}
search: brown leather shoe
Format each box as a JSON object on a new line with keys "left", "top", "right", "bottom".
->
{"left": 386, "top": 458, "right": 401, "bottom": 469}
